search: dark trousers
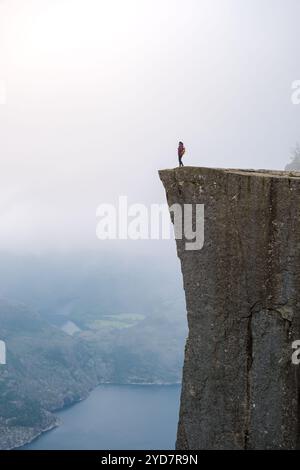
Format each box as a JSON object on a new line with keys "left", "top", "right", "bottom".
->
{"left": 178, "top": 156, "right": 184, "bottom": 167}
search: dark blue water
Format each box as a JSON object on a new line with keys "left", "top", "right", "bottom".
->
{"left": 24, "top": 384, "right": 181, "bottom": 450}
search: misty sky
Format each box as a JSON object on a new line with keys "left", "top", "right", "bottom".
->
{"left": 0, "top": 0, "right": 300, "bottom": 253}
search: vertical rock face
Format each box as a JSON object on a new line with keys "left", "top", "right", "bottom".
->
{"left": 159, "top": 167, "right": 300, "bottom": 450}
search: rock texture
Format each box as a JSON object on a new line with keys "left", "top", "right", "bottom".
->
{"left": 159, "top": 167, "right": 300, "bottom": 450}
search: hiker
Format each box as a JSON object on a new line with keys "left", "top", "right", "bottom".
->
{"left": 178, "top": 141, "right": 185, "bottom": 167}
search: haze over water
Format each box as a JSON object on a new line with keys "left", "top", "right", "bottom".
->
{"left": 24, "top": 385, "right": 181, "bottom": 450}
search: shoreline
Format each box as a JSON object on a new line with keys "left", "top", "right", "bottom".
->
{"left": 14, "top": 382, "right": 181, "bottom": 450}
{"left": 7, "top": 420, "right": 60, "bottom": 451}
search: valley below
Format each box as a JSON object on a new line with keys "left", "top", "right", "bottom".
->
{"left": 0, "top": 252, "right": 187, "bottom": 449}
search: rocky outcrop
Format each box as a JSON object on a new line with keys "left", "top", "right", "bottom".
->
{"left": 159, "top": 167, "right": 300, "bottom": 450}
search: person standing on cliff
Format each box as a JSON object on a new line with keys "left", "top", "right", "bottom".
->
{"left": 178, "top": 141, "right": 185, "bottom": 167}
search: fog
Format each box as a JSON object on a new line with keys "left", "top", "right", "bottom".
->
{"left": 0, "top": 0, "right": 299, "bottom": 253}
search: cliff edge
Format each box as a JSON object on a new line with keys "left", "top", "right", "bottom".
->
{"left": 159, "top": 167, "right": 300, "bottom": 450}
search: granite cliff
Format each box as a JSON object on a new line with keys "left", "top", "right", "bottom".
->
{"left": 160, "top": 167, "right": 300, "bottom": 450}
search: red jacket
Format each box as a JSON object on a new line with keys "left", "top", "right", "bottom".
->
{"left": 178, "top": 144, "right": 185, "bottom": 158}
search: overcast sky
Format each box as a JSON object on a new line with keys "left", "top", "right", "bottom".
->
{"left": 0, "top": 0, "right": 299, "bottom": 253}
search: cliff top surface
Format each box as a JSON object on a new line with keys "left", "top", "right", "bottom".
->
{"left": 159, "top": 166, "right": 300, "bottom": 180}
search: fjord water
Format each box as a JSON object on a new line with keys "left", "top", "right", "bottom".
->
{"left": 24, "top": 384, "right": 181, "bottom": 450}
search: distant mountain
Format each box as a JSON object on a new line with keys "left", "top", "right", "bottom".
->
{"left": 0, "top": 299, "right": 102, "bottom": 449}
{"left": 285, "top": 143, "right": 300, "bottom": 171}
{"left": 0, "top": 253, "right": 187, "bottom": 449}
{"left": 0, "top": 253, "right": 187, "bottom": 375}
